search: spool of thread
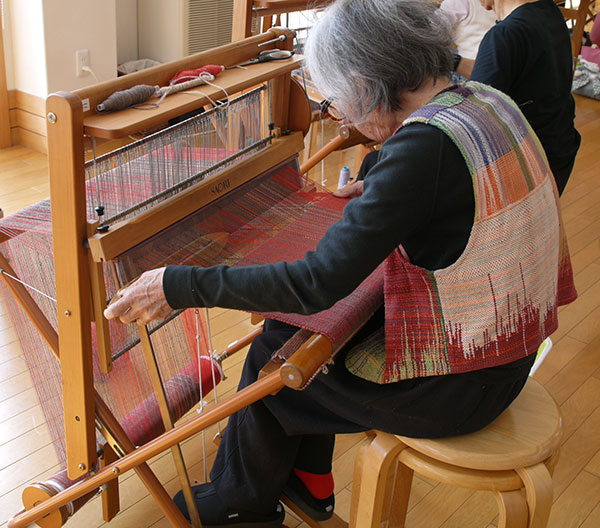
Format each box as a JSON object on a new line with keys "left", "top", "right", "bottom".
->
{"left": 337, "top": 166, "right": 351, "bottom": 189}
{"left": 155, "top": 74, "right": 215, "bottom": 98}
{"left": 96, "top": 84, "right": 156, "bottom": 112}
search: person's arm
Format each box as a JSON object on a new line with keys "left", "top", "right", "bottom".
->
{"left": 442, "top": 0, "right": 472, "bottom": 77}
{"left": 456, "top": 57, "right": 474, "bottom": 78}
{"left": 105, "top": 125, "right": 449, "bottom": 323}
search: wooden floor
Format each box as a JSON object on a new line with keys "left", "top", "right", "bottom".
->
{"left": 0, "top": 94, "right": 599, "bottom": 528}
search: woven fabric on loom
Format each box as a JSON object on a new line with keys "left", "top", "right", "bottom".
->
{"left": 118, "top": 159, "right": 384, "bottom": 358}
{"left": 0, "top": 201, "right": 213, "bottom": 472}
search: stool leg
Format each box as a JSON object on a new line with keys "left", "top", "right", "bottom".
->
{"left": 517, "top": 463, "right": 554, "bottom": 528}
{"left": 386, "top": 461, "right": 414, "bottom": 527}
{"left": 350, "top": 432, "right": 408, "bottom": 528}
{"left": 543, "top": 450, "right": 560, "bottom": 476}
{"left": 494, "top": 489, "right": 528, "bottom": 528}
{"left": 349, "top": 435, "right": 373, "bottom": 526}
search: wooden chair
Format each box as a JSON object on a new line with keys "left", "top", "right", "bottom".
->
{"left": 350, "top": 378, "right": 563, "bottom": 528}
{"left": 558, "top": 0, "right": 598, "bottom": 59}
{"left": 232, "top": 1, "right": 333, "bottom": 41}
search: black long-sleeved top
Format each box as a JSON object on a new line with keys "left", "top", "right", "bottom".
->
{"left": 470, "top": 0, "right": 580, "bottom": 194}
{"left": 163, "top": 123, "right": 475, "bottom": 313}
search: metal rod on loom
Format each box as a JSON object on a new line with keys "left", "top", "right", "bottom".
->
{"left": 90, "top": 136, "right": 102, "bottom": 219}
{"left": 204, "top": 308, "right": 222, "bottom": 440}
{"left": 0, "top": 268, "right": 57, "bottom": 303}
{"left": 138, "top": 323, "right": 203, "bottom": 528}
{"left": 195, "top": 309, "right": 209, "bottom": 484}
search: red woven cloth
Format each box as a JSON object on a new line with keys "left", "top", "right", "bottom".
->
{"left": 118, "top": 160, "right": 384, "bottom": 354}
{"left": 239, "top": 191, "right": 384, "bottom": 353}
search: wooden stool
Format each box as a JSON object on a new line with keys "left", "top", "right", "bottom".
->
{"left": 350, "top": 378, "right": 562, "bottom": 528}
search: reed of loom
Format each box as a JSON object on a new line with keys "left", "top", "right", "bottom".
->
{"left": 1, "top": 27, "right": 367, "bottom": 528}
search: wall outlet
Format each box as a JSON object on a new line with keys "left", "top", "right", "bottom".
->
{"left": 76, "top": 49, "right": 90, "bottom": 77}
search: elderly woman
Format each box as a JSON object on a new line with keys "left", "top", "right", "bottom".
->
{"left": 105, "top": 0, "right": 576, "bottom": 526}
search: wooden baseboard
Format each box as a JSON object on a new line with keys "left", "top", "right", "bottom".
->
{"left": 9, "top": 108, "right": 47, "bottom": 136}
{"left": 8, "top": 90, "right": 45, "bottom": 115}
{"left": 7, "top": 90, "right": 47, "bottom": 154}
{"left": 10, "top": 127, "right": 48, "bottom": 154}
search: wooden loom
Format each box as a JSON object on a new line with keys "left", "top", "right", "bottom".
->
{"left": 1, "top": 28, "right": 379, "bottom": 528}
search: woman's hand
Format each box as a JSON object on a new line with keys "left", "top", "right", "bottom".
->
{"left": 104, "top": 268, "right": 173, "bottom": 326}
{"left": 333, "top": 180, "right": 364, "bottom": 198}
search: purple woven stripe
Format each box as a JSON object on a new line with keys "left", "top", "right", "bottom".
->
{"left": 408, "top": 82, "right": 537, "bottom": 174}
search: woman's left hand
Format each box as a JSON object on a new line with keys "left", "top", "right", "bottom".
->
{"left": 104, "top": 268, "right": 173, "bottom": 325}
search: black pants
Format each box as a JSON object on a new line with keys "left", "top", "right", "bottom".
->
{"left": 209, "top": 318, "right": 534, "bottom": 515}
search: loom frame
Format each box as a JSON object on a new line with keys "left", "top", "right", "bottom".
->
{"left": 48, "top": 27, "right": 302, "bottom": 483}
{"left": 1, "top": 27, "right": 345, "bottom": 528}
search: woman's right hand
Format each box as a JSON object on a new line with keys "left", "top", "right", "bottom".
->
{"left": 333, "top": 180, "right": 364, "bottom": 198}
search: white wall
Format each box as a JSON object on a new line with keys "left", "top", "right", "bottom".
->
{"left": 5, "top": 0, "right": 47, "bottom": 97}
{"left": 116, "top": 0, "right": 138, "bottom": 66}
{"left": 3, "top": 0, "right": 118, "bottom": 97}
{"left": 43, "top": 0, "right": 117, "bottom": 93}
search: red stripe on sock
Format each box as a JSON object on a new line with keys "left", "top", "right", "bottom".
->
{"left": 294, "top": 468, "right": 334, "bottom": 500}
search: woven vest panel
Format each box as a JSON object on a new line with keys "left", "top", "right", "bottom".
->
{"left": 347, "top": 82, "right": 576, "bottom": 384}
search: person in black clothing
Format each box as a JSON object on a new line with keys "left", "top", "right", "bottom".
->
{"left": 454, "top": 0, "right": 580, "bottom": 194}
{"left": 104, "top": 1, "right": 573, "bottom": 526}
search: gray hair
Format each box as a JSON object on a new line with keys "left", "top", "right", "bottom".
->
{"left": 305, "top": 0, "right": 454, "bottom": 123}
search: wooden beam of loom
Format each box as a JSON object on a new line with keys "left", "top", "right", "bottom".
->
{"left": 82, "top": 56, "right": 303, "bottom": 139}
{"left": 74, "top": 28, "right": 296, "bottom": 137}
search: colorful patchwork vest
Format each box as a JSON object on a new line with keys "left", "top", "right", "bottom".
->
{"left": 345, "top": 82, "right": 577, "bottom": 384}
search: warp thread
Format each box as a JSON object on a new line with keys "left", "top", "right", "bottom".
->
{"left": 96, "top": 84, "right": 156, "bottom": 113}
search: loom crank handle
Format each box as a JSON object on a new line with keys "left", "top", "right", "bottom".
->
{"left": 280, "top": 334, "right": 333, "bottom": 389}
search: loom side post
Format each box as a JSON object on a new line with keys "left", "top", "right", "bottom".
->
{"left": 99, "top": 442, "right": 120, "bottom": 523}
{"left": 269, "top": 27, "right": 295, "bottom": 133}
{"left": 47, "top": 91, "right": 96, "bottom": 481}
{"left": 231, "top": 0, "right": 254, "bottom": 41}
{"left": 94, "top": 396, "right": 192, "bottom": 528}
